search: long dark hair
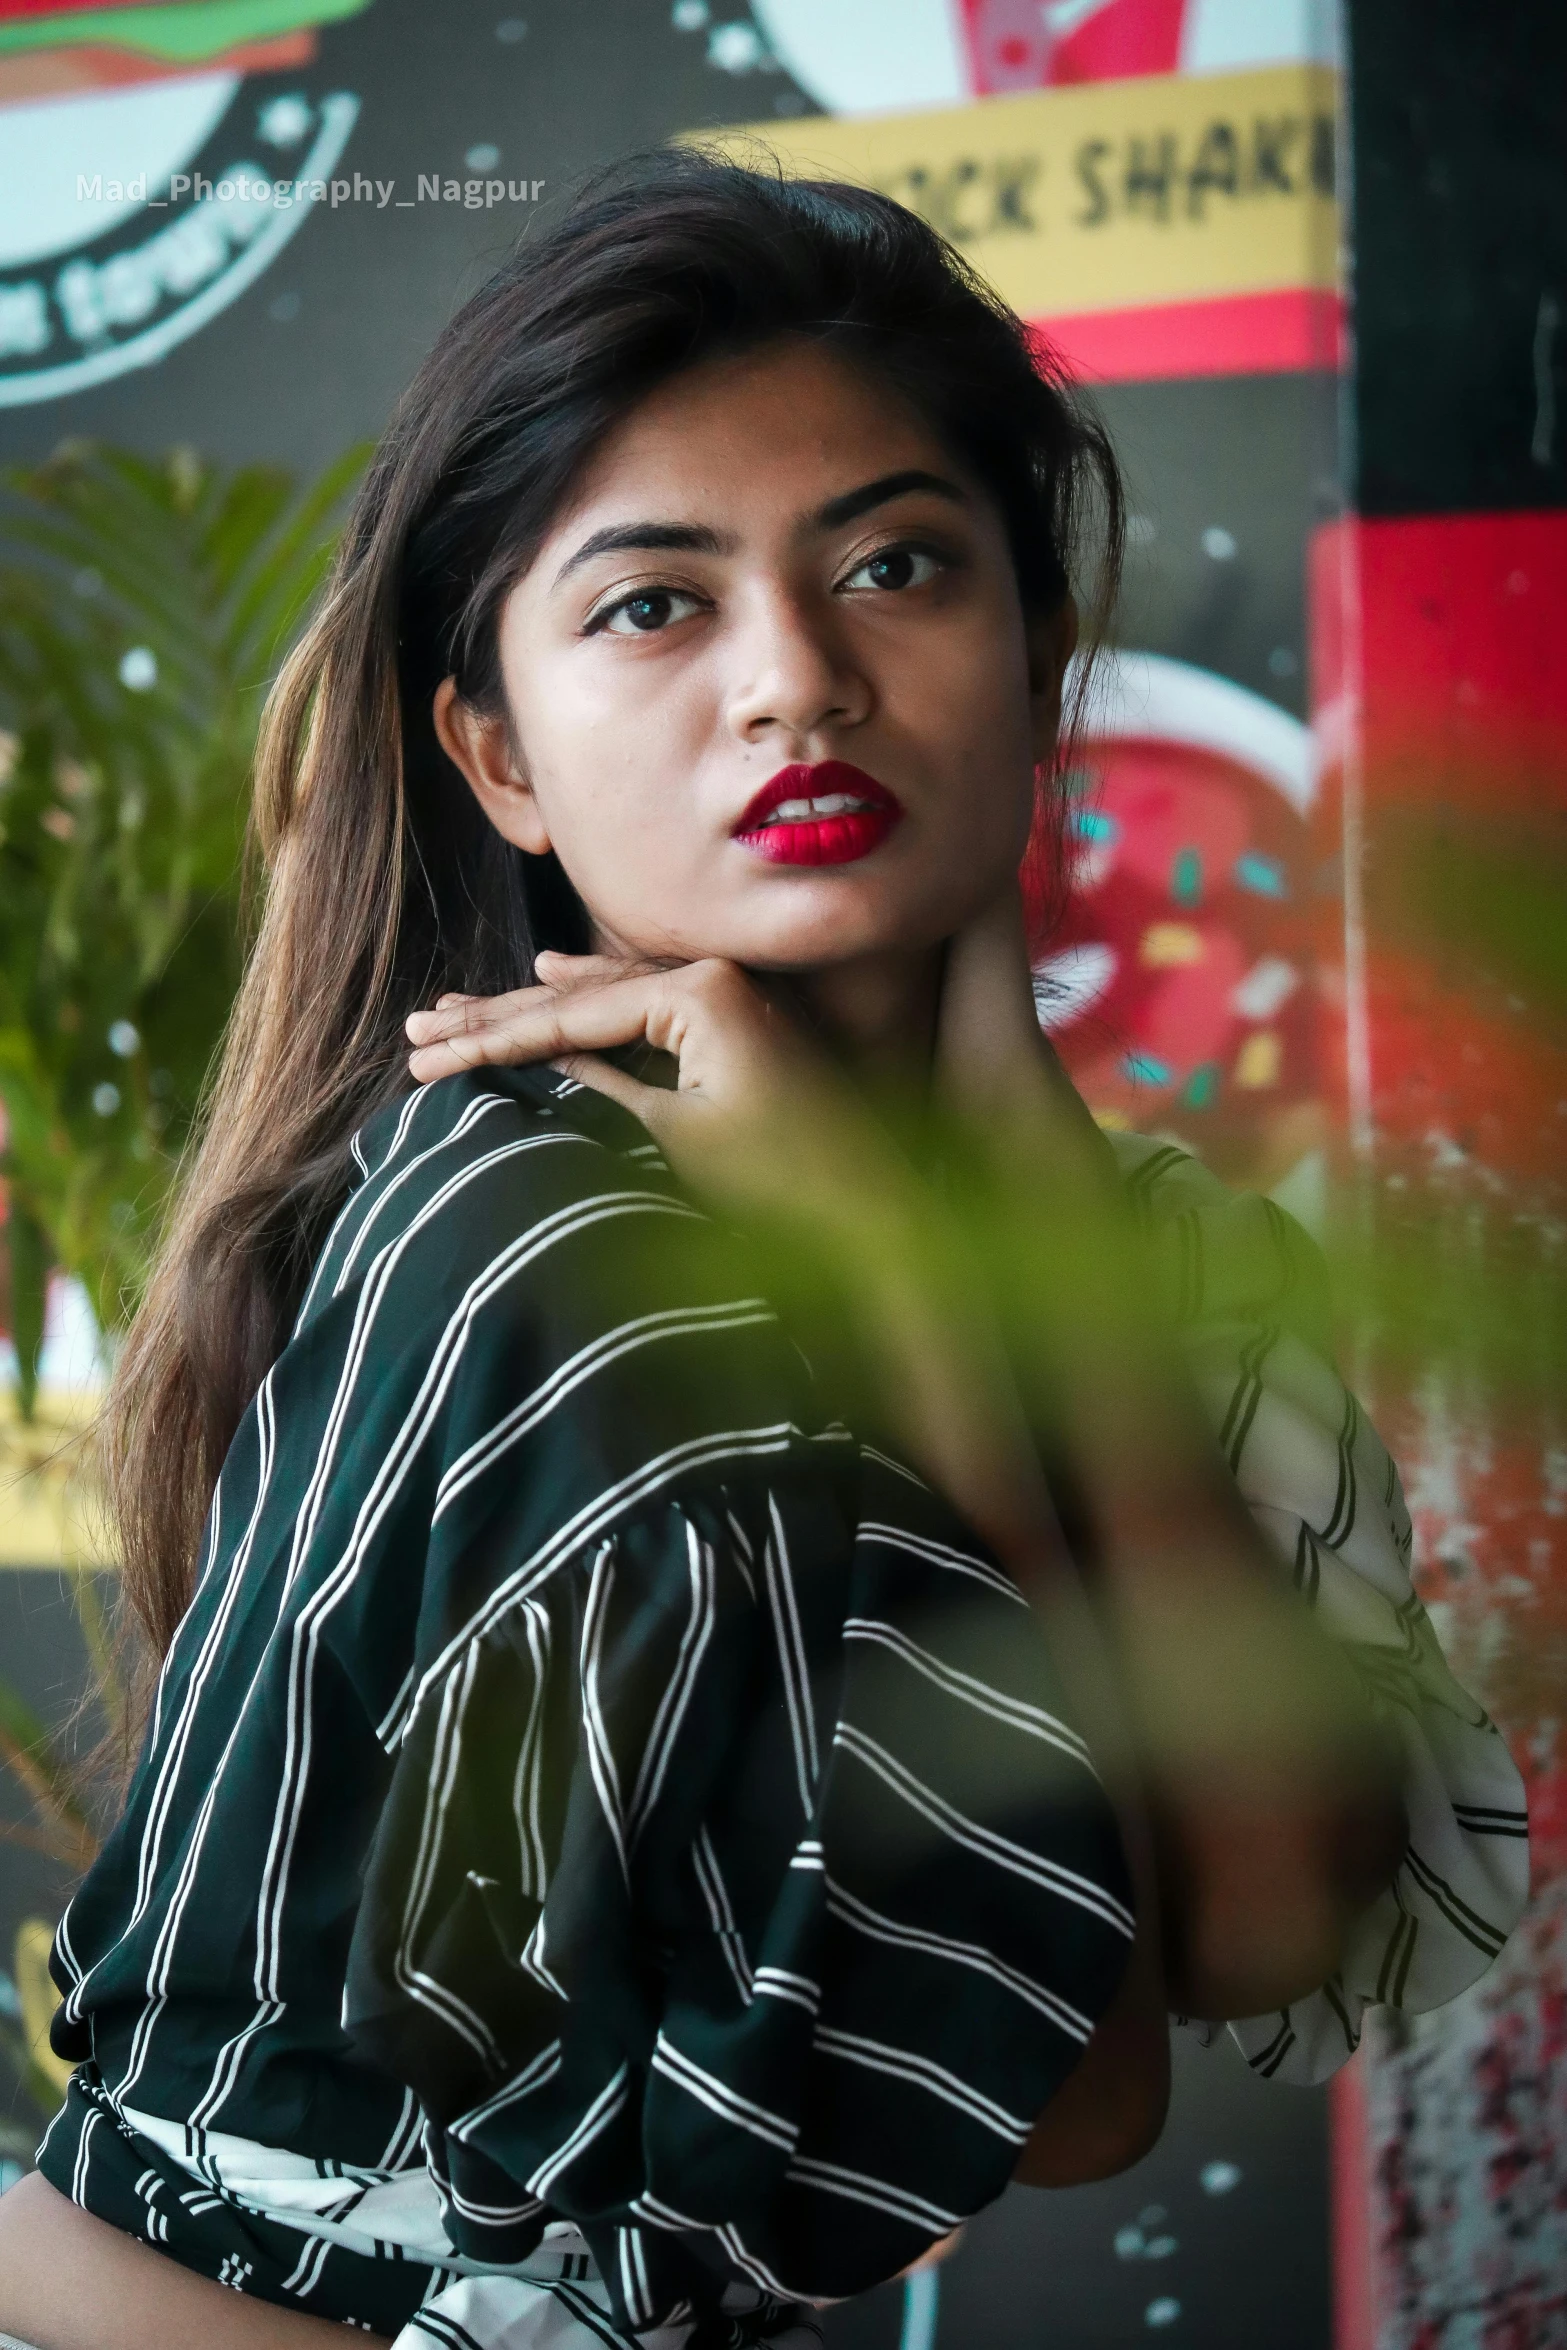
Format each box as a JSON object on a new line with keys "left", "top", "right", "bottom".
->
{"left": 102, "top": 145, "right": 1124, "bottom": 1666}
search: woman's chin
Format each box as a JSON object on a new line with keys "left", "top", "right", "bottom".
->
{"left": 702, "top": 883, "right": 995, "bottom": 975}
{"left": 729, "top": 924, "right": 943, "bottom": 977}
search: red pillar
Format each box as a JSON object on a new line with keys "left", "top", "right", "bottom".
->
{"left": 1314, "top": 509, "right": 1567, "bottom": 2341}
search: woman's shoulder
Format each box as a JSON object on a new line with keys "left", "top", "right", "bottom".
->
{"left": 291, "top": 1067, "right": 811, "bottom": 1478}
{"left": 301, "top": 1067, "right": 680, "bottom": 1323}
{"left": 1105, "top": 1129, "right": 1334, "bottom": 1357}
{"left": 351, "top": 1064, "right": 668, "bottom": 1199}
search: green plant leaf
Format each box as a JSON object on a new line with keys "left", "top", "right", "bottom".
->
{"left": 0, "top": 1678, "right": 97, "bottom": 1872}
{"left": 0, "top": 439, "right": 363, "bottom": 1346}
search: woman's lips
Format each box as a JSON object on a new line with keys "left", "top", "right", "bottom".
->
{"left": 733, "top": 760, "right": 903, "bottom": 867}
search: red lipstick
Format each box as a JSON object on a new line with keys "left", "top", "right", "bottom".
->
{"left": 733, "top": 761, "right": 903, "bottom": 866}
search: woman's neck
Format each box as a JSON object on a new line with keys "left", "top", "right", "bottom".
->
{"left": 764, "top": 947, "right": 943, "bottom": 1092}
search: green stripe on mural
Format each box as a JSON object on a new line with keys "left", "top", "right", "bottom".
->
{"left": 0, "top": 0, "right": 372, "bottom": 66}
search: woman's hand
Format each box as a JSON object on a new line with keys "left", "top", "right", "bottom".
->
{"left": 408, "top": 950, "right": 905, "bottom": 1237}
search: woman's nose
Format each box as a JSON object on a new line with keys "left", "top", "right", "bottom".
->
{"left": 723, "top": 587, "right": 872, "bottom": 745}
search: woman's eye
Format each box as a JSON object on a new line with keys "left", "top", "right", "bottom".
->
{"left": 597, "top": 587, "right": 704, "bottom": 635}
{"left": 841, "top": 544, "right": 946, "bottom": 594}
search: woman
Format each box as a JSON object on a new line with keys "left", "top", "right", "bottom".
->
{"left": 0, "top": 153, "right": 1526, "bottom": 2349}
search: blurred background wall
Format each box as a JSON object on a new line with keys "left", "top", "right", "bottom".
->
{"left": 1321, "top": 6, "right": 1566, "bottom": 2341}
{"left": 0, "top": 3, "right": 1561, "bottom": 2343}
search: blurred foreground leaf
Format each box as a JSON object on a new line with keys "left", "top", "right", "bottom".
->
{"left": 1370, "top": 803, "right": 1567, "bottom": 1028}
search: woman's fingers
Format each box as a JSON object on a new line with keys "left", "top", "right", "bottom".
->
{"left": 406, "top": 977, "right": 620, "bottom": 1054}
{"left": 408, "top": 968, "right": 686, "bottom": 1084}
{"left": 548, "top": 1051, "right": 675, "bottom": 1133}
{"left": 534, "top": 949, "right": 667, "bottom": 989}
{"left": 406, "top": 985, "right": 547, "bottom": 1044}
{"left": 406, "top": 954, "right": 671, "bottom": 1051}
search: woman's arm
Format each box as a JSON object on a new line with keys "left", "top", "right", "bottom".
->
{"left": 410, "top": 938, "right": 1403, "bottom": 2023}
{"left": 931, "top": 894, "right": 1407, "bottom": 2019}
{"left": 1012, "top": 1897, "right": 1170, "bottom": 2187}
{"left": 419, "top": 935, "right": 1405, "bottom": 2028}
{"left": 0, "top": 2171, "right": 390, "bottom": 2350}
{"left": 759, "top": 1148, "right": 1175, "bottom": 2186}
{"left": 407, "top": 954, "right": 1175, "bottom": 2180}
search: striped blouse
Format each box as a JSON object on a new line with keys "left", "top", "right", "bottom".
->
{"left": 36, "top": 1069, "right": 1527, "bottom": 2348}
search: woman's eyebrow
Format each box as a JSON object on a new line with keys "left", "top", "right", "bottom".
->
{"left": 812, "top": 469, "right": 968, "bottom": 530}
{"left": 552, "top": 470, "right": 965, "bottom": 590}
{"left": 553, "top": 519, "right": 735, "bottom": 588}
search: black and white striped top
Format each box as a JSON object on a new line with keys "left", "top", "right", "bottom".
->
{"left": 36, "top": 1071, "right": 1527, "bottom": 2345}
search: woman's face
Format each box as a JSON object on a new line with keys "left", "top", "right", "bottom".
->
{"left": 436, "top": 338, "right": 1073, "bottom": 975}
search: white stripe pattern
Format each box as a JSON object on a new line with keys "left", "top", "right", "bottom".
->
{"left": 841, "top": 1616, "right": 1097, "bottom": 1774}
{"left": 813, "top": 2026, "right": 1032, "bottom": 2142}
{"left": 36, "top": 1078, "right": 1521, "bottom": 2346}
{"left": 650, "top": 2035, "right": 798, "bottom": 2155}
{"left": 832, "top": 1723, "right": 1137, "bottom": 1937}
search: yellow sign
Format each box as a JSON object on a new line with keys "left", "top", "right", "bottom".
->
{"left": 699, "top": 64, "right": 1339, "bottom": 321}
{"left": 0, "top": 1385, "right": 109, "bottom": 1569}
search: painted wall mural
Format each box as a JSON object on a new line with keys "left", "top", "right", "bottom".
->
{"left": 0, "top": 0, "right": 1343, "bottom": 412}
{"left": 1041, "top": 653, "right": 1322, "bottom": 1202}
{"left": 750, "top": 0, "right": 1337, "bottom": 112}
{"left": 0, "top": 0, "right": 372, "bottom": 406}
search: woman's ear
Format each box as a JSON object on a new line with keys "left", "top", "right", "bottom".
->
{"left": 1025, "top": 596, "right": 1080, "bottom": 768}
{"left": 432, "top": 676, "right": 553, "bottom": 855}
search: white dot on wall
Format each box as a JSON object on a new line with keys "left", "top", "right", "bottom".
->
{"left": 1268, "top": 645, "right": 1298, "bottom": 677}
{"left": 118, "top": 645, "right": 157, "bottom": 691}
{"left": 708, "top": 20, "right": 765, "bottom": 70}
{"left": 1145, "top": 2300, "right": 1181, "bottom": 2328}
{"left": 269, "top": 290, "right": 301, "bottom": 324}
{"left": 108, "top": 1020, "right": 140, "bottom": 1058}
{"left": 92, "top": 1082, "right": 122, "bottom": 1117}
{"left": 1200, "top": 2160, "right": 1242, "bottom": 2195}
{"left": 1200, "top": 525, "right": 1237, "bottom": 561}
{"left": 259, "top": 94, "right": 312, "bottom": 147}
{"left": 465, "top": 142, "right": 501, "bottom": 170}
{"left": 672, "top": 0, "right": 709, "bottom": 25}
{"left": 495, "top": 16, "right": 527, "bottom": 38}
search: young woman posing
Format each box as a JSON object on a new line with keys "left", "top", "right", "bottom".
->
{"left": 0, "top": 155, "right": 1525, "bottom": 2350}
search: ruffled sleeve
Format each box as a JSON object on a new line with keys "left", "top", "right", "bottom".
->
{"left": 1113, "top": 1135, "right": 1530, "bottom": 2083}
{"left": 345, "top": 1473, "right": 1134, "bottom": 2321}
